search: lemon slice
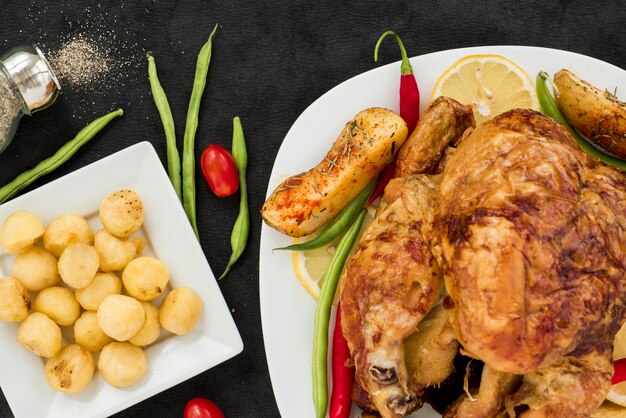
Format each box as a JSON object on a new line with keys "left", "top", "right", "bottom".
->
{"left": 431, "top": 54, "right": 539, "bottom": 125}
{"left": 292, "top": 206, "right": 375, "bottom": 300}
{"left": 614, "top": 321, "right": 626, "bottom": 361}
{"left": 593, "top": 401, "right": 626, "bottom": 418}
{"left": 606, "top": 383, "right": 626, "bottom": 408}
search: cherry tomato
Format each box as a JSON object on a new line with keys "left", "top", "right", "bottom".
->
{"left": 184, "top": 397, "right": 225, "bottom": 418}
{"left": 200, "top": 144, "right": 239, "bottom": 197}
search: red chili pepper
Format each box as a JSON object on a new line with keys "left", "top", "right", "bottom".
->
{"left": 374, "top": 30, "right": 420, "bottom": 131}
{"left": 200, "top": 144, "right": 239, "bottom": 197}
{"left": 613, "top": 358, "right": 626, "bottom": 384}
{"left": 368, "top": 31, "right": 421, "bottom": 203}
{"left": 329, "top": 304, "right": 354, "bottom": 418}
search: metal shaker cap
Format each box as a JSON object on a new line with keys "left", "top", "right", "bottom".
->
{"left": 0, "top": 44, "right": 61, "bottom": 114}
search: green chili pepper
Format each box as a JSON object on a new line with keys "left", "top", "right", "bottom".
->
{"left": 536, "top": 71, "right": 626, "bottom": 170}
{"left": 182, "top": 23, "right": 218, "bottom": 240}
{"left": 219, "top": 117, "right": 249, "bottom": 280}
{"left": 312, "top": 208, "right": 367, "bottom": 418}
{"left": 147, "top": 52, "right": 182, "bottom": 201}
{"left": 0, "top": 109, "right": 123, "bottom": 204}
{"left": 274, "top": 181, "right": 374, "bottom": 252}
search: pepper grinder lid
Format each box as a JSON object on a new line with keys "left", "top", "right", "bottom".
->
{"left": 0, "top": 44, "right": 61, "bottom": 115}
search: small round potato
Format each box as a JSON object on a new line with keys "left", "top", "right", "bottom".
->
{"left": 0, "top": 276, "right": 31, "bottom": 322}
{"left": 94, "top": 229, "right": 144, "bottom": 272}
{"left": 58, "top": 243, "right": 99, "bottom": 289}
{"left": 45, "top": 344, "right": 94, "bottom": 394}
{"left": 122, "top": 256, "right": 169, "bottom": 301}
{"left": 43, "top": 214, "right": 94, "bottom": 258}
{"left": 33, "top": 287, "right": 81, "bottom": 326}
{"left": 98, "top": 342, "right": 147, "bottom": 388}
{"left": 159, "top": 287, "right": 203, "bottom": 335}
{"left": 0, "top": 211, "right": 44, "bottom": 254}
{"left": 129, "top": 302, "right": 160, "bottom": 346}
{"left": 17, "top": 312, "right": 62, "bottom": 357}
{"left": 74, "top": 311, "right": 113, "bottom": 352}
{"left": 12, "top": 247, "right": 59, "bottom": 291}
{"left": 97, "top": 294, "right": 145, "bottom": 341}
{"left": 99, "top": 190, "right": 144, "bottom": 237}
{"left": 75, "top": 272, "right": 122, "bottom": 311}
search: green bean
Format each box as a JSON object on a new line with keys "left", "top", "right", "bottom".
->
{"left": 182, "top": 23, "right": 218, "bottom": 240}
{"left": 274, "top": 181, "right": 375, "bottom": 252}
{"left": 147, "top": 52, "right": 182, "bottom": 201}
{"left": 0, "top": 109, "right": 123, "bottom": 204}
{"left": 312, "top": 209, "right": 367, "bottom": 418}
{"left": 219, "top": 117, "right": 249, "bottom": 280}
{"left": 536, "top": 71, "right": 626, "bottom": 170}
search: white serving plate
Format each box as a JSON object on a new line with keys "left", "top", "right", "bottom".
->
{"left": 0, "top": 141, "right": 243, "bottom": 418}
{"left": 259, "top": 46, "right": 626, "bottom": 417}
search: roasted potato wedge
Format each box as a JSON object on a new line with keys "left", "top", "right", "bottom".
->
{"left": 261, "top": 108, "right": 408, "bottom": 237}
{"left": 554, "top": 69, "right": 626, "bottom": 158}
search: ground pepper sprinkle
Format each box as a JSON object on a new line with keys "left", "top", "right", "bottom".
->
{"left": 48, "top": 34, "right": 113, "bottom": 86}
{"left": 0, "top": 74, "right": 23, "bottom": 150}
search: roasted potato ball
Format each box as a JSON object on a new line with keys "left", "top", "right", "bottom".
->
{"left": 0, "top": 211, "right": 44, "bottom": 254}
{"left": 99, "top": 190, "right": 144, "bottom": 237}
{"left": 45, "top": 344, "right": 94, "bottom": 394}
{"left": 122, "top": 256, "right": 169, "bottom": 301}
{"left": 17, "top": 312, "right": 62, "bottom": 358}
{"left": 98, "top": 342, "right": 147, "bottom": 388}
{"left": 33, "top": 286, "right": 81, "bottom": 326}
{"left": 97, "top": 294, "right": 145, "bottom": 341}
{"left": 159, "top": 287, "right": 203, "bottom": 335}
{"left": 0, "top": 276, "right": 31, "bottom": 322}
{"left": 74, "top": 311, "right": 113, "bottom": 352}
{"left": 75, "top": 272, "right": 122, "bottom": 311}
{"left": 12, "top": 247, "right": 59, "bottom": 291}
{"left": 94, "top": 229, "right": 144, "bottom": 272}
{"left": 58, "top": 243, "right": 99, "bottom": 289}
{"left": 43, "top": 214, "right": 94, "bottom": 258}
{"left": 129, "top": 301, "right": 160, "bottom": 346}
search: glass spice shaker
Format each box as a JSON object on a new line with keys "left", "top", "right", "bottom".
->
{"left": 0, "top": 44, "right": 61, "bottom": 154}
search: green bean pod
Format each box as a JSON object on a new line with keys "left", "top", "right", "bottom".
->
{"left": 0, "top": 109, "right": 123, "bottom": 204}
{"left": 274, "top": 180, "right": 375, "bottom": 252}
{"left": 312, "top": 209, "right": 367, "bottom": 418}
{"left": 147, "top": 52, "right": 182, "bottom": 201}
{"left": 536, "top": 71, "right": 626, "bottom": 170}
{"left": 219, "top": 116, "right": 249, "bottom": 280}
{"left": 182, "top": 23, "right": 219, "bottom": 240}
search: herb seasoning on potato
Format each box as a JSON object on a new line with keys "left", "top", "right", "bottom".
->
{"left": 261, "top": 107, "right": 408, "bottom": 237}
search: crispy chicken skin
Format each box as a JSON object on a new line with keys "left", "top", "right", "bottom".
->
{"left": 340, "top": 174, "right": 441, "bottom": 417}
{"left": 436, "top": 109, "right": 626, "bottom": 415}
{"left": 395, "top": 96, "right": 474, "bottom": 177}
{"left": 504, "top": 347, "right": 612, "bottom": 418}
{"left": 340, "top": 97, "right": 474, "bottom": 417}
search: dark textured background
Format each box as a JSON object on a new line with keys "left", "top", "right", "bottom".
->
{"left": 0, "top": 1, "right": 624, "bottom": 417}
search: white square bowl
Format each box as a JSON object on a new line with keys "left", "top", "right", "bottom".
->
{"left": 0, "top": 141, "right": 243, "bottom": 418}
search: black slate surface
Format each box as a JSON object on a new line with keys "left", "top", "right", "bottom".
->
{"left": 0, "top": 1, "right": 624, "bottom": 417}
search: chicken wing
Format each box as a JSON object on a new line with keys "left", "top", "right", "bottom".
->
{"left": 395, "top": 96, "right": 474, "bottom": 177}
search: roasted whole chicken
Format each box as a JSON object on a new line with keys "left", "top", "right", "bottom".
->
{"left": 339, "top": 98, "right": 626, "bottom": 417}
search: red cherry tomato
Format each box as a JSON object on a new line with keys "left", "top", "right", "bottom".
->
{"left": 184, "top": 397, "right": 225, "bottom": 418}
{"left": 200, "top": 144, "right": 239, "bottom": 197}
